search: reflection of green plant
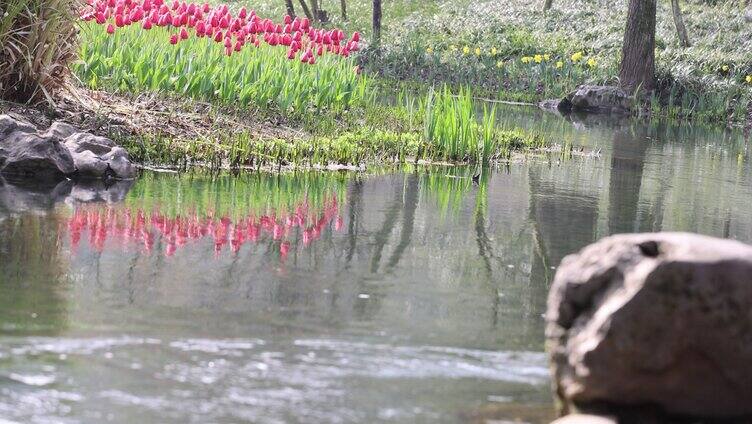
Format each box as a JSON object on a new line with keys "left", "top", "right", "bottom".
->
{"left": 420, "top": 167, "right": 490, "bottom": 219}
{"left": 124, "top": 171, "right": 348, "bottom": 220}
{"left": 0, "top": 214, "right": 70, "bottom": 335}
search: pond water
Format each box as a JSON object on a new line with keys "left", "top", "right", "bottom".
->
{"left": 1, "top": 109, "right": 750, "bottom": 423}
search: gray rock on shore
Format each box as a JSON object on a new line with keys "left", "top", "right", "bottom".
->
{"left": 539, "top": 85, "right": 631, "bottom": 115}
{"left": 0, "top": 114, "right": 136, "bottom": 182}
{"left": 546, "top": 232, "right": 752, "bottom": 422}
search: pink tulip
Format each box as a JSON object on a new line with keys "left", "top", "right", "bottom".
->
{"left": 169, "top": 33, "right": 178, "bottom": 44}
{"left": 106, "top": 23, "right": 115, "bottom": 34}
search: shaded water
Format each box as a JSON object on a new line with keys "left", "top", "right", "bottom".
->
{"left": 1, "top": 110, "right": 751, "bottom": 423}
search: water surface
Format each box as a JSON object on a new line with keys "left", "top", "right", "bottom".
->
{"left": 1, "top": 111, "right": 750, "bottom": 423}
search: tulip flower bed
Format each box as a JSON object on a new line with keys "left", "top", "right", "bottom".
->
{"left": 76, "top": 0, "right": 369, "bottom": 114}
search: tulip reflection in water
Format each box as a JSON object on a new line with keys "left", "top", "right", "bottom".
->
{"left": 66, "top": 195, "right": 343, "bottom": 260}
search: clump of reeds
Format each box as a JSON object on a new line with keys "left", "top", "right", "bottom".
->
{"left": 421, "top": 86, "right": 544, "bottom": 163}
{"left": 0, "top": 0, "right": 80, "bottom": 103}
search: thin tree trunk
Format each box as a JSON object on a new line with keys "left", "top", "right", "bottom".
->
{"left": 372, "top": 0, "right": 382, "bottom": 47}
{"left": 671, "top": 0, "right": 691, "bottom": 47}
{"left": 309, "top": 0, "right": 320, "bottom": 22}
{"left": 296, "top": 0, "right": 313, "bottom": 20}
{"left": 285, "top": 0, "right": 296, "bottom": 18}
{"left": 542, "top": 0, "right": 553, "bottom": 11}
{"left": 340, "top": 0, "right": 347, "bottom": 20}
{"left": 618, "top": 0, "right": 656, "bottom": 95}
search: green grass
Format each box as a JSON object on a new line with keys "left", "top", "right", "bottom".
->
{"left": 119, "top": 85, "right": 545, "bottom": 168}
{"left": 421, "top": 86, "right": 544, "bottom": 163}
{"left": 75, "top": 22, "right": 372, "bottom": 117}
{"left": 297, "top": 0, "right": 752, "bottom": 124}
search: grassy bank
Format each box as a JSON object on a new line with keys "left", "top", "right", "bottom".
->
{"left": 245, "top": 0, "right": 752, "bottom": 125}
{"left": 377, "top": 0, "right": 752, "bottom": 124}
{"left": 70, "top": 8, "right": 547, "bottom": 169}
{"left": 115, "top": 87, "right": 545, "bottom": 169}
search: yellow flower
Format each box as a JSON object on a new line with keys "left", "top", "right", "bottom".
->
{"left": 534, "top": 54, "right": 543, "bottom": 63}
{"left": 521, "top": 56, "right": 532, "bottom": 64}
{"left": 426, "top": 47, "right": 433, "bottom": 54}
{"left": 556, "top": 60, "right": 563, "bottom": 69}
{"left": 587, "top": 57, "right": 597, "bottom": 68}
{"left": 490, "top": 47, "right": 498, "bottom": 56}
{"left": 496, "top": 60, "right": 504, "bottom": 68}
{"left": 475, "top": 47, "right": 481, "bottom": 56}
{"left": 571, "top": 51, "right": 584, "bottom": 62}
{"left": 463, "top": 46, "right": 470, "bottom": 55}
{"left": 722, "top": 65, "right": 729, "bottom": 72}
{"left": 746, "top": 75, "right": 752, "bottom": 84}
{"left": 544, "top": 53, "right": 551, "bottom": 61}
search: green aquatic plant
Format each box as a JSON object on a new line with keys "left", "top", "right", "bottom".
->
{"left": 422, "top": 86, "right": 544, "bottom": 164}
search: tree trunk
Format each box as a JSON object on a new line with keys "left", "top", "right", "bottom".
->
{"left": 309, "top": 0, "right": 320, "bottom": 22}
{"left": 543, "top": 0, "right": 553, "bottom": 11}
{"left": 671, "top": 0, "right": 691, "bottom": 47}
{"left": 285, "top": 0, "right": 296, "bottom": 18}
{"left": 296, "top": 0, "right": 313, "bottom": 20}
{"left": 618, "top": 0, "right": 656, "bottom": 95}
{"left": 372, "top": 0, "right": 382, "bottom": 47}
{"left": 340, "top": 0, "right": 347, "bottom": 20}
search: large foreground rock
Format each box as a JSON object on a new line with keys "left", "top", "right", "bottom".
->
{"left": 546, "top": 233, "right": 752, "bottom": 421}
{"left": 0, "top": 114, "right": 136, "bottom": 182}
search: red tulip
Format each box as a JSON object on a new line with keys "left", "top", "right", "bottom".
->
{"left": 106, "top": 23, "right": 115, "bottom": 34}
{"left": 351, "top": 31, "right": 360, "bottom": 42}
{"left": 238, "top": 7, "right": 247, "bottom": 19}
{"left": 169, "top": 33, "right": 178, "bottom": 44}
{"left": 283, "top": 14, "right": 291, "bottom": 24}
{"left": 142, "top": 19, "right": 152, "bottom": 29}
{"left": 180, "top": 27, "right": 188, "bottom": 39}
